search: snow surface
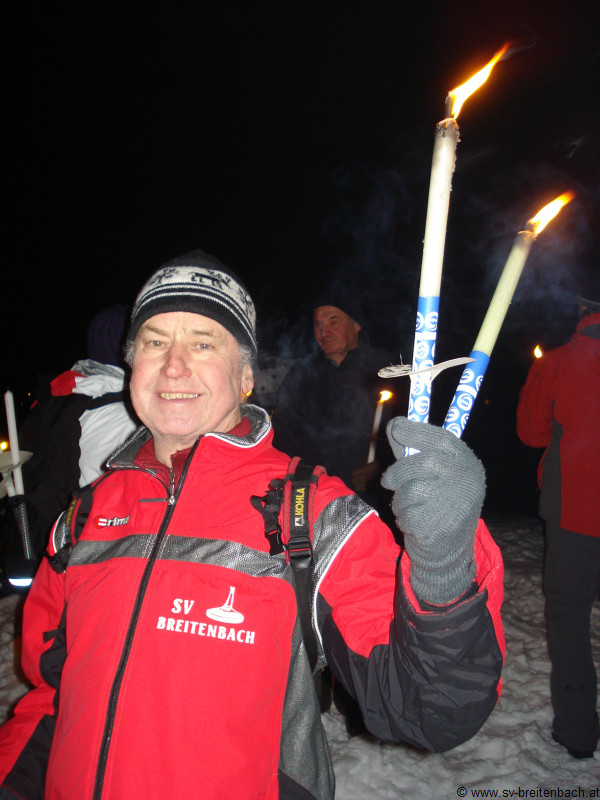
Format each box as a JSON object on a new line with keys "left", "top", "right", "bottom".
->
{"left": 1, "top": 513, "right": 598, "bottom": 797}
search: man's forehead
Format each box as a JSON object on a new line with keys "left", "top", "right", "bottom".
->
{"left": 313, "top": 305, "right": 350, "bottom": 322}
{"left": 140, "top": 312, "right": 229, "bottom": 337}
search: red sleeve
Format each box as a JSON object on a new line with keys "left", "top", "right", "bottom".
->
{"left": 0, "top": 530, "right": 67, "bottom": 796}
{"left": 516, "top": 358, "right": 554, "bottom": 449}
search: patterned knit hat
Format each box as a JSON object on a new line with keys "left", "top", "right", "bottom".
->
{"left": 127, "top": 250, "right": 257, "bottom": 356}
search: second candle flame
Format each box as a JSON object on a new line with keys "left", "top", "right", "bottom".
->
{"left": 529, "top": 192, "right": 575, "bottom": 236}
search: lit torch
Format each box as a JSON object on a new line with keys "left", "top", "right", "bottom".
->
{"left": 443, "top": 192, "right": 574, "bottom": 438}
{"left": 534, "top": 345, "right": 543, "bottom": 359}
{"left": 368, "top": 390, "right": 393, "bottom": 463}
{"left": 409, "top": 44, "right": 509, "bottom": 425}
{"left": 2, "top": 390, "right": 36, "bottom": 587}
{"left": 4, "top": 391, "right": 25, "bottom": 495}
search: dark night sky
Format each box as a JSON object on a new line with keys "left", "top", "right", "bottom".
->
{"left": 4, "top": 0, "right": 599, "bottom": 511}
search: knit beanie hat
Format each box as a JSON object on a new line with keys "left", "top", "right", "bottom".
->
{"left": 87, "top": 304, "right": 129, "bottom": 366}
{"left": 312, "top": 281, "right": 364, "bottom": 327}
{"left": 127, "top": 250, "right": 257, "bottom": 356}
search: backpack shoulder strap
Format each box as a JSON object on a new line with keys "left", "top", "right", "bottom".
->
{"left": 251, "top": 457, "right": 324, "bottom": 672}
{"left": 282, "top": 457, "right": 324, "bottom": 567}
{"left": 284, "top": 458, "right": 324, "bottom": 673}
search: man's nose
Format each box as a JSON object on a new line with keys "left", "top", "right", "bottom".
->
{"left": 163, "top": 342, "right": 192, "bottom": 378}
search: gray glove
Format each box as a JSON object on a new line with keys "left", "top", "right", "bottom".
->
{"left": 381, "top": 417, "right": 486, "bottom": 605}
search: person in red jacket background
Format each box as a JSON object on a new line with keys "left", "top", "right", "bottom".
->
{"left": 517, "top": 295, "right": 600, "bottom": 760}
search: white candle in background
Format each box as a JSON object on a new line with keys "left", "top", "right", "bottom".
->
{"left": 4, "top": 391, "right": 25, "bottom": 494}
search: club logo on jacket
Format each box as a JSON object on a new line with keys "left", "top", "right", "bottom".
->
{"left": 156, "top": 587, "right": 256, "bottom": 644}
{"left": 93, "top": 514, "right": 130, "bottom": 528}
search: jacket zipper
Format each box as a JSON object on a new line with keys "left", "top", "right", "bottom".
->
{"left": 92, "top": 445, "right": 197, "bottom": 800}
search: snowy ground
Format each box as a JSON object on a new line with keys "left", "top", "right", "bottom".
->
{"left": 1, "top": 513, "right": 599, "bottom": 797}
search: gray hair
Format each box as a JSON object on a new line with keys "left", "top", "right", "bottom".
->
{"left": 123, "top": 339, "right": 135, "bottom": 368}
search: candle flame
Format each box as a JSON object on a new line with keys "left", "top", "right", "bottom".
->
{"left": 529, "top": 192, "right": 575, "bottom": 236}
{"left": 448, "top": 44, "right": 509, "bottom": 119}
{"left": 533, "top": 345, "right": 543, "bottom": 359}
{"left": 379, "top": 390, "right": 393, "bottom": 403}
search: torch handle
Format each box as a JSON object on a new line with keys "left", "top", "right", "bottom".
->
{"left": 443, "top": 350, "right": 490, "bottom": 438}
{"left": 408, "top": 295, "right": 439, "bottom": 424}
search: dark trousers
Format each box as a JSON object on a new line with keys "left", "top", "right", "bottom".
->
{"left": 543, "top": 521, "right": 600, "bottom": 752}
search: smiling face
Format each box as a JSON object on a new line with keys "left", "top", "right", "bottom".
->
{"left": 313, "top": 305, "right": 361, "bottom": 365}
{"left": 130, "top": 312, "right": 254, "bottom": 464}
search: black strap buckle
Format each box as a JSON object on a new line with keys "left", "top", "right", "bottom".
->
{"left": 287, "top": 534, "right": 313, "bottom": 568}
{"left": 250, "top": 479, "right": 285, "bottom": 556}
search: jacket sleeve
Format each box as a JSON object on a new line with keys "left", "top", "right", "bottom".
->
{"left": 315, "top": 505, "right": 505, "bottom": 752}
{"left": 516, "top": 358, "right": 553, "bottom": 449}
{"left": 0, "top": 518, "right": 68, "bottom": 799}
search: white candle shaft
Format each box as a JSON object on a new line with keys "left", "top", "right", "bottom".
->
{"left": 368, "top": 403, "right": 384, "bottom": 463}
{"left": 472, "top": 230, "right": 535, "bottom": 356}
{"left": 419, "top": 118, "right": 460, "bottom": 298}
{"left": 4, "top": 391, "right": 25, "bottom": 494}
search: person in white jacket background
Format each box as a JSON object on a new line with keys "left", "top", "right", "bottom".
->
{"left": 74, "top": 305, "right": 140, "bottom": 485}
{"left": 0, "top": 305, "right": 138, "bottom": 592}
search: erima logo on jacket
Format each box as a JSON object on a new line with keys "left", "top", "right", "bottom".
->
{"left": 156, "top": 587, "right": 256, "bottom": 645}
{"left": 94, "top": 515, "right": 130, "bottom": 528}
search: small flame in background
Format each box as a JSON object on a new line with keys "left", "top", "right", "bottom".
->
{"left": 379, "top": 390, "right": 393, "bottom": 403}
{"left": 448, "top": 43, "right": 510, "bottom": 118}
{"left": 529, "top": 191, "right": 575, "bottom": 236}
{"left": 534, "top": 345, "right": 543, "bottom": 359}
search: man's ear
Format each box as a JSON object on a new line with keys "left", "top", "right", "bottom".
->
{"left": 241, "top": 365, "right": 254, "bottom": 396}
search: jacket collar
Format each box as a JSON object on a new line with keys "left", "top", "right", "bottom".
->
{"left": 106, "top": 404, "right": 272, "bottom": 470}
{"left": 576, "top": 312, "right": 600, "bottom": 341}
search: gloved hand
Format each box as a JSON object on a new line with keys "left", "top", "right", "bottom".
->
{"left": 381, "top": 417, "right": 486, "bottom": 605}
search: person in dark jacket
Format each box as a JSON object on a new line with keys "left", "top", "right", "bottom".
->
{"left": 270, "top": 289, "right": 405, "bottom": 731}
{"left": 271, "top": 288, "right": 405, "bottom": 509}
{"left": 516, "top": 295, "right": 600, "bottom": 760}
{"left": 0, "top": 251, "right": 504, "bottom": 800}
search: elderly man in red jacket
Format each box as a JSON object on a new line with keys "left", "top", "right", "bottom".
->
{"left": 517, "top": 295, "right": 600, "bottom": 760}
{"left": 0, "top": 251, "right": 504, "bottom": 800}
